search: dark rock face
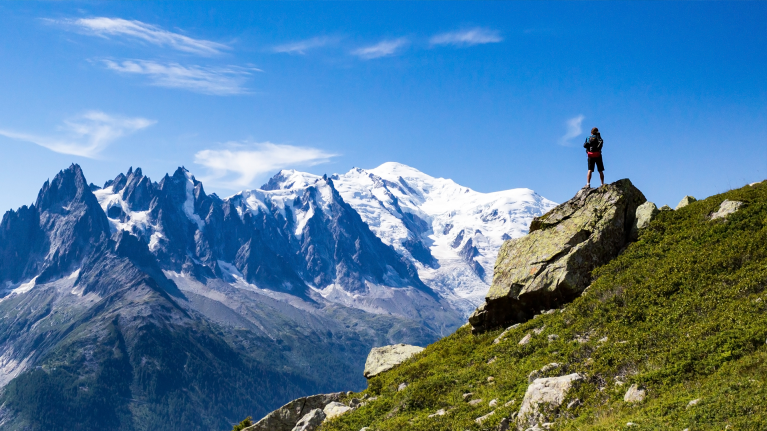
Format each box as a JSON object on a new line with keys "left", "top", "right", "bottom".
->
{"left": 469, "top": 180, "right": 646, "bottom": 333}
{"left": 0, "top": 165, "right": 110, "bottom": 285}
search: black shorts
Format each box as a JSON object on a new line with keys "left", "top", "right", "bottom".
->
{"left": 588, "top": 156, "right": 604, "bottom": 172}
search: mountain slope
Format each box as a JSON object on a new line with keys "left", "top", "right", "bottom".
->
{"left": 0, "top": 163, "right": 554, "bottom": 430}
{"left": 319, "top": 181, "right": 767, "bottom": 430}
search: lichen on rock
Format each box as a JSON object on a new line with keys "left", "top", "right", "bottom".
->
{"left": 470, "top": 179, "right": 646, "bottom": 333}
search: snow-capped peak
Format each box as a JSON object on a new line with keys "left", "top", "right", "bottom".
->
{"left": 331, "top": 163, "right": 557, "bottom": 316}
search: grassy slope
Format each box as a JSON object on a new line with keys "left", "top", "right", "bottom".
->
{"left": 321, "top": 182, "right": 767, "bottom": 431}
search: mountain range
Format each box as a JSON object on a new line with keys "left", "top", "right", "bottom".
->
{"left": 0, "top": 162, "right": 554, "bottom": 430}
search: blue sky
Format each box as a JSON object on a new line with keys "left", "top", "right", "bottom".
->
{"left": 0, "top": 1, "right": 765, "bottom": 212}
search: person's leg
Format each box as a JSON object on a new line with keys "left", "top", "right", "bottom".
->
{"left": 587, "top": 157, "right": 595, "bottom": 187}
{"left": 596, "top": 157, "right": 605, "bottom": 186}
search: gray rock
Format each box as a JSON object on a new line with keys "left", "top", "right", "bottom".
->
{"left": 498, "top": 417, "right": 510, "bottom": 431}
{"left": 710, "top": 200, "right": 743, "bottom": 220}
{"left": 517, "top": 373, "right": 583, "bottom": 430}
{"left": 364, "top": 343, "right": 424, "bottom": 378}
{"left": 291, "top": 408, "right": 325, "bottom": 431}
{"left": 428, "top": 408, "right": 446, "bottom": 418}
{"left": 475, "top": 410, "right": 496, "bottom": 424}
{"left": 659, "top": 204, "right": 672, "bottom": 211}
{"left": 623, "top": 384, "right": 646, "bottom": 403}
{"left": 519, "top": 333, "right": 533, "bottom": 345}
{"left": 397, "top": 382, "right": 408, "bottom": 392}
{"left": 687, "top": 398, "right": 701, "bottom": 408}
{"left": 247, "top": 392, "right": 342, "bottom": 431}
{"left": 469, "top": 399, "right": 484, "bottom": 406}
{"left": 323, "top": 401, "right": 352, "bottom": 420}
{"left": 675, "top": 195, "right": 697, "bottom": 209}
{"left": 470, "top": 180, "right": 646, "bottom": 333}
{"left": 631, "top": 201, "right": 659, "bottom": 239}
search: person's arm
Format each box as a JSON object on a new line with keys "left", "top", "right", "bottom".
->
{"left": 583, "top": 138, "right": 589, "bottom": 150}
{"left": 597, "top": 134, "right": 604, "bottom": 151}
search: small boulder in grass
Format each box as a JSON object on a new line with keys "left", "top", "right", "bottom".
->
{"left": 710, "top": 200, "right": 743, "bottom": 220}
{"left": 623, "top": 384, "right": 646, "bottom": 403}
{"left": 675, "top": 195, "right": 697, "bottom": 209}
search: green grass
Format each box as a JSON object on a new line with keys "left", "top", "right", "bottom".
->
{"left": 320, "top": 181, "right": 767, "bottom": 431}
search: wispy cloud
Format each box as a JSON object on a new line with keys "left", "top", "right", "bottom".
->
{"left": 352, "top": 38, "right": 409, "bottom": 60}
{"left": 273, "top": 36, "right": 336, "bottom": 55}
{"left": 560, "top": 115, "right": 585, "bottom": 145}
{"left": 101, "top": 59, "right": 257, "bottom": 95}
{"left": 0, "top": 111, "right": 155, "bottom": 158}
{"left": 55, "top": 17, "right": 228, "bottom": 56}
{"left": 194, "top": 142, "right": 337, "bottom": 189}
{"left": 430, "top": 28, "right": 502, "bottom": 47}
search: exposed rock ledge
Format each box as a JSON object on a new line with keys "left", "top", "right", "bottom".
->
{"left": 470, "top": 180, "right": 646, "bottom": 333}
{"left": 244, "top": 393, "right": 342, "bottom": 431}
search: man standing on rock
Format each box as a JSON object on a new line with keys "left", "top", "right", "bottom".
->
{"left": 584, "top": 127, "right": 604, "bottom": 188}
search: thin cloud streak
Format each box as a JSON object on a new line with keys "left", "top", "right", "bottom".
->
{"left": 56, "top": 17, "right": 228, "bottom": 56}
{"left": 560, "top": 115, "right": 585, "bottom": 145}
{"left": 102, "top": 59, "right": 257, "bottom": 95}
{"left": 273, "top": 36, "right": 336, "bottom": 54}
{"left": 194, "top": 142, "right": 337, "bottom": 189}
{"left": 352, "top": 38, "right": 408, "bottom": 59}
{"left": 0, "top": 111, "right": 155, "bottom": 158}
{"left": 430, "top": 28, "right": 502, "bottom": 47}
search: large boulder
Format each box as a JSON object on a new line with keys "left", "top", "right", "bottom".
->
{"left": 363, "top": 343, "right": 424, "bottom": 378}
{"left": 246, "top": 393, "right": 342, "bottom": 431}
{"left": 470, "top": 180, "right": 646, "bottom": 333}
{"left": 517, "top": 373, "right": 583, "bottom": 430}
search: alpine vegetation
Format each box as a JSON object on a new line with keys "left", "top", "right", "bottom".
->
{"left": 288, "top": 180, "right": 767, "bottom": 430}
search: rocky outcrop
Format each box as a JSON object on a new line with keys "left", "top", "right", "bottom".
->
{"left": 710, "top": 200, "right": 743, "bottom": 220}
{"left": 517, "top": 373, "right": 583, "bottom": 430}
{"left": 675, "top": 195, "right": 697, "bottom": 209}
{"left": 470, "top": 180, "right": 646, "bottom": 333}
{"left": 364, "top": 344, "right": 424, "bottom": 378}
{"left": 291, "top": 409, "right": 325, "bottom": 431}
{"left": 245, "top": 393, "right": 342, "bottom": 431}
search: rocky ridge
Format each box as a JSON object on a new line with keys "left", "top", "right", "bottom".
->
{"left": 470, "top": 180, "right": 646, "bottom": 333}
